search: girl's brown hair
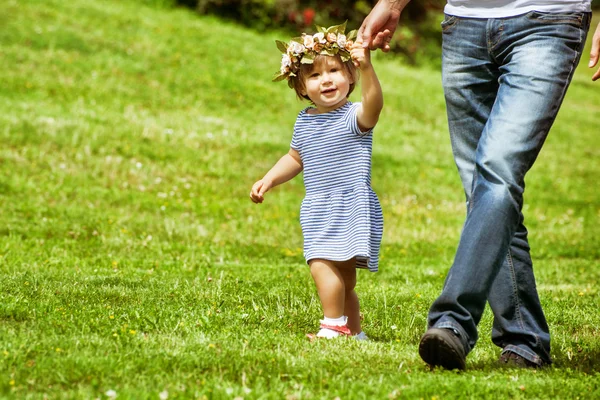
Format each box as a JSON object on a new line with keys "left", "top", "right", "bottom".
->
{"left": 287, "top": 54, "right": 359, "bottom": 102}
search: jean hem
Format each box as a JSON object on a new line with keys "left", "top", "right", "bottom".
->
{"left": 501, "top": 345, "right": 550, "bottom": 366}
{"left": 431, "top": 321, "right": 471, "bottom": 354}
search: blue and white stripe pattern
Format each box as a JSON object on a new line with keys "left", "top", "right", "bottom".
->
{"left": 291, "top": 102, "right": 383, "bottom": 272}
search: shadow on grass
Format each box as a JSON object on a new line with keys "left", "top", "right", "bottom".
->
{"left": 550, "top": 350, "right": 600, "bottom": 374}
{"left": 466, "top": 349, "right": 600, "bottom": 374}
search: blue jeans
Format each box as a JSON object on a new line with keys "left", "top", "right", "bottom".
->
{"left": 429, "top": 11, "right": 591, "bottom": 365}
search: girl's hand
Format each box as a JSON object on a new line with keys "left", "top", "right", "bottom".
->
{"left": 250, "top": 179, "right": 272, "bottom": 203}
{"left": 351, "top": 37, "right": 372, "bottom": 70}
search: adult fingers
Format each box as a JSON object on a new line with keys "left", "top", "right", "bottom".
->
{"left": 355, "top": 34, "right": 363, "bottom": 45}
{"left": 371, "top": 31, "right": 391, "bottom": 52}
{"left": 359, "top": 21, "right": 374, "bottom": 49}
{"left": 380, "top": 30, "right": 392, "bottom": 52}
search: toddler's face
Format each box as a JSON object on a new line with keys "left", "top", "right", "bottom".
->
{"left": 301, "top": 56, "right": 353, "bottom": 113}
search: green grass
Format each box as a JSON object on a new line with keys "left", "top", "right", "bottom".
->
{"left": 1, "top": 0, "right": 599, "bottom": 398}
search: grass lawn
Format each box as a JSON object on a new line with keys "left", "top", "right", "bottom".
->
{"left": 1, "top": 0, "right": 599, "bottom": 398}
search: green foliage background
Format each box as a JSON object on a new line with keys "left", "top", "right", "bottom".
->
{"left": 176, "top": 0, "right": 600, "bottom": 65}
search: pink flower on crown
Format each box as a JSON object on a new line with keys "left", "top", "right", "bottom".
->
{"left": 303, "top": 33, "right": 315, "bottom": 49}
{"left": 337, "top": 34, "right": 347, "bottom": 48}
{"left": 326, "top": 32, "right": 337, "bottom": 43}
{"left": 313, "top": 42, "right": 323, "bottom": 52}
{"left": 345, "top": 40, "right": 354, "bottom": 51}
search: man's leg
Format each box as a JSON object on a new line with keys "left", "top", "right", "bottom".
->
{"left": 485, "top": 12, "right": 590, "bottom": 367}
{"left": 421, "top": 12, "right": 590, "bottom": 369}
{"left": 489, "top": 222, "right": 551, "bottom": 366}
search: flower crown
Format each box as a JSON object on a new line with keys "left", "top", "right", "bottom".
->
{"left": 273, "top": 21, "right": 358, "bottom": 82}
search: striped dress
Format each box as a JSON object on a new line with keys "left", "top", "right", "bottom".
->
{"left": 291, "top": 101, "right": 383, "bottom": 272}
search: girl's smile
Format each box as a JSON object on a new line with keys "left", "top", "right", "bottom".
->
{"left": 301, "top": 56, "right": 353, "bottom": 113}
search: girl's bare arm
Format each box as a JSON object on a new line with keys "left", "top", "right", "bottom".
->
{"left": 250, "top": 149, "right": 303, "bottom": 203}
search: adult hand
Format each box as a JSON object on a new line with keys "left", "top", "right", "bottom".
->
{"left": 589, "top": 21, "right": 600, "bottom": 81}
{"left": 358, "top": 0, "right": 406, "bottom": 52}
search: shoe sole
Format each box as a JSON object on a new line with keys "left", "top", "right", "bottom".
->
{"left": 419, "top": 329, "right": 466, "bottom": 370}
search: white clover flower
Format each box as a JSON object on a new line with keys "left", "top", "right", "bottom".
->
{"left": 313, "top": 32, "right": 326, "bottom": 44}
{"left": 303, "top": 33, "right": 314, "bottom": 49}
{"left": 287, "top": 41, "right": 305, "bottom": 55}
{"left": 337, "top": 34, "right": 347, "bottom": 48}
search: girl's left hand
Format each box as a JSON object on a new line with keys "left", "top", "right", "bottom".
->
{"left": 351, "top": 37, "right": 371, "bottom": 69}
{"left": 250, "top": 179, "right": 271, "bottom": 203}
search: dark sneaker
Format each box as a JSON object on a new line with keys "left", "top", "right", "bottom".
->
{"left": 498, "top": 351, "right": 541, "bottom": 368}
{"left": 419, "top": 328, "right": 466, "bottom": 370}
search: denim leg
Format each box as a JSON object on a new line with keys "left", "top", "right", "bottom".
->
{"left": 489, "top": 223, "right": 551, "bottom": 365}
{"left": 430, "top": 13, "right": 590, "bottom": 362}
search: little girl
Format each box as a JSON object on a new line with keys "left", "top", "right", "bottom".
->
{"left": 250, "top": 22, "right": 384, "bottom": 340}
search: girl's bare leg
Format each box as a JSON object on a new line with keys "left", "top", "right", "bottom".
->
{"left": 309, "top": 259, "right": 345, "bottom": 319}
{"left": 309, "top": 258, "right": 361, "bottom": 335}
{"left": 338, "top": 259, "right": 361, "bottom": 334}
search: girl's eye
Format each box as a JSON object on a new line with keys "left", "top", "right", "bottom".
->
{"left": 330, "top": 68, "right": 338, "bottom": 73}
{"left": 310, "top": 73, "right": 319, "bottom": 78}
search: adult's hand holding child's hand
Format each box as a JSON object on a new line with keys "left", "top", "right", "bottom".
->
{"left": 351, "top": 37, "right": 371, "bottom": 69}
{"left": 358, "top": 0, "right": 402, "bottom": 52}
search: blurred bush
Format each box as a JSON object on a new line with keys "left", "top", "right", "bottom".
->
{"left": 178, "top": 0, "right": 446, "bottom": 66}
{"left": 176, "top": 0, "right": 600, "bottom": 66}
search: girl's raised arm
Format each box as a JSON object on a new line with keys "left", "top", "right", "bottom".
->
{"left": 351, "top": 38, "right": 384, "bottom": 131}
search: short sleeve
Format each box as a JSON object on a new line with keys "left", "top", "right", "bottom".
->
{"left": 291, "top": 109, "right": 307, "bottom": 152}
{"left": 346, "top": 102, "right": 373, "bottom": 137}
{"left": 290, "top": 126, "right": 300, "bottom": 151}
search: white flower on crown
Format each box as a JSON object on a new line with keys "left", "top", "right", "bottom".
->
{"left": 337, "top": 34, "right": 347, "bottom": 48}
{"left": 280, "top": 53, "right": 292, "bottom": 73}
{"left": 287, "top": 41, "right": 305, "bottom": 55}
{"left": 313, "top": 32, "right": 326, "bottom": 44}
{"left": 302, "top": 33, "right": 314, "bottom": 49}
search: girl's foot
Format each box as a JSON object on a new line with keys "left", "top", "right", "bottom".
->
{"left": 316, "top": 326, "right": 345, "bottom": 339}
{"left": 307, "top": 316, "right": 351, "bottom": 340}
